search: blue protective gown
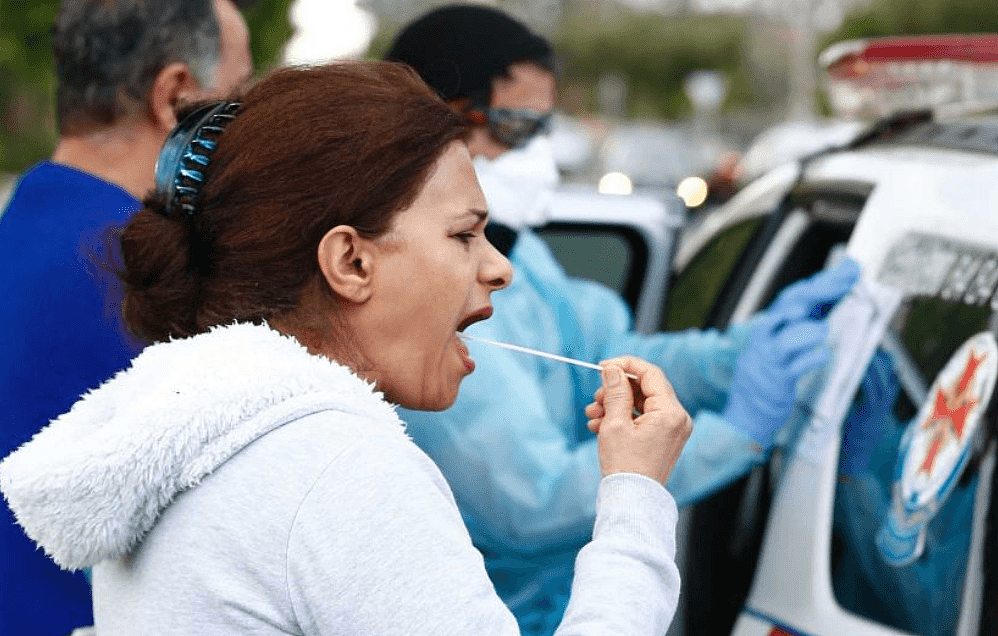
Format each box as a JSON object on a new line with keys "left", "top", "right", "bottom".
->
{"left": 833, "top": 371, "right": 977, "bottom": 636}
{"left": 0, "top": 162, "right": 141, "bottom": 635}
{"left": 400, "top": 229, "right": 766, "bottom": 636}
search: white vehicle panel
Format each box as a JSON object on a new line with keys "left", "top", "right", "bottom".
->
{"left": 804, "top": 148, "right": 998, "bottom": 278}
{"left": 735, "top": 143, "right": 998, "bottom": 636}
{"left": 744, "top": 281, "right": 910, "bottom": 636}
{"left": 957, "top": 446, "right": 995, "bottom": 636}
{"left": 729, "top": 612, "right": 777, "bottom": 636}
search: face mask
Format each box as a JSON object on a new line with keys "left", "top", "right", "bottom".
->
{"left": 473, "top": 135, "right": 560, "bottom": 230}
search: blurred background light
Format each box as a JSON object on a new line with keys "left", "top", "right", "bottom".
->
{"left": 677, "top": 176, "right": 709, "bottom": 207}
{"left": 598, "top": 171, "right": 635, "bottom": 195}
{"left": 283, "top": 0, "right": 377, "bottom": 64}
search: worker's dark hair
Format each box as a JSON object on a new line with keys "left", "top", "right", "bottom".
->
{"left": 384, "top": 4, "right": 554, "bottom": 107}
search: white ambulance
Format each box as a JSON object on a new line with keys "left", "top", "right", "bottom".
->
{"left": 665, "top": 34, "right": 998, "bottom": 636}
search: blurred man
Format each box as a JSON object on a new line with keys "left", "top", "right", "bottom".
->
{"left": 0, "top": 1, "right": 251, "bottom": 633}
{"left": 385, "top": 5, "right": 858, "bottom": 635}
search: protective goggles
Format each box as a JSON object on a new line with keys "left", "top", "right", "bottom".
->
{"left": 470, "top": 107, "right": 553, "bottom": 149}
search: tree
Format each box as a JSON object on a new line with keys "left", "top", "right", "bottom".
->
{"left": 822, "top": 0, "right": 998, "bottom": 49}
{"left": 0, "top": 1, "right": 59, "bottom": 174}
{"left": 242, "top": 0, "right": 295, "bottom": 74}
{"left": 553, "top": 10, "right": 758, "bottom": 120}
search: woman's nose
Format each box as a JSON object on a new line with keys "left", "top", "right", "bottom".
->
{"left": 482, "top": 244, "right": 513, "bottom": 291}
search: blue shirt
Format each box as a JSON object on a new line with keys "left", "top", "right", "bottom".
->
{"left": 0, "top": 162, "right": 141, "bottom": 635}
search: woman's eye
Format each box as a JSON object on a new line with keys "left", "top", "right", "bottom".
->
{"left": 455, "top": 231, "right": 476, "bottom": 244}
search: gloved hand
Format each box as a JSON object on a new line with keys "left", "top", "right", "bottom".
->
{"left": 722, "top": 257, "right": 861, "bottom": 448}
{"left": 839, "top": 349, "right": 899, "bottom": 475}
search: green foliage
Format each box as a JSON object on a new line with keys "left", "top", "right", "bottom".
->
{"left": 242, "top": 0, "right": 295, "bottom": 74}
{"left": 364, "top": 25, "right": 396, "bottom": 62}
{"left": 0, "top": 0, "right": 293, "bottom": 175}
{"left": 554, "top": 12, "right": 757, "bottom": 120}
{"left": 822, "top": 0, "right": 998, "bottom": 49}
{"left": 0, "top": 0, "right": 59, "bottom": 172}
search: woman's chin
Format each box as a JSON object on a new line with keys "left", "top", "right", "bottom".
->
{"left": 391, "top": 385, "right": 461, "bottom": 412}
{"left": 381, "top": 358, "right": 468, "bottom": 411}
{"left": 412, "top": 400, "right": 455, "bottom": 412}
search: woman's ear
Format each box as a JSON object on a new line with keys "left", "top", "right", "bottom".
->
{"left": 148, "top": 62, "right": 201, "bottom": 133}
{"left": 317, "top": 225, "right": 376, "bottom": 303}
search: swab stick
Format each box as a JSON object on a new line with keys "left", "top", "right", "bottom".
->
{"left": 459, "top": 333, "right": 639, "bottom": 380}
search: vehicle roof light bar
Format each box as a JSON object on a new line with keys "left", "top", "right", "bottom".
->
{"left": 819, "top": 34, "right": 998, "bottom": 120}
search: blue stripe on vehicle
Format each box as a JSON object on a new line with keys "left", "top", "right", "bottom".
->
{"left": 742, "top": 606, "right": 816, "bottom": 636}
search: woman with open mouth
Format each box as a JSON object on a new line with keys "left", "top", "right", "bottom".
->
{"left": 1, "top": 61, "right": 692, "bottom": 636}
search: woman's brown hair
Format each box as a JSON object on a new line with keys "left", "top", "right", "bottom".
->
{"left": 121, "top": 61, "right": 468, "bottom": 343}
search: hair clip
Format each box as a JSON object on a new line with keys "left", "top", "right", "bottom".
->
{"left": 154, "top": 101, "right": 242, "bottom": 217}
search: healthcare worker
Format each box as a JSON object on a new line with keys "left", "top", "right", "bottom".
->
{"left": 385, "top": 5, "right": 860, "bottom": 634}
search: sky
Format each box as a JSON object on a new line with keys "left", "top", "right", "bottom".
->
{"left": 282, "top": 0, "right": 379, "bottom": 65}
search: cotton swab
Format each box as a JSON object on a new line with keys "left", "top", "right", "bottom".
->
{"left": 459, "top": 333, "right": 639, "bottom": 381}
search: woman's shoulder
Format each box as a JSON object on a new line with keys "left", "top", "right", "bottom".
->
{"left": 231, "top": 405, "right": 420, "bottom": 478}
{"left": 185, "top": 406, "right": 452, "bottom": 543}
{"left": 235, "top": 406, "right": 449, "bottom": 500}
{"left": 231, "top": 408, "right": 462, "bottom": 552}
{"left": 300, "top": 408, "right": 448, "bottom": 491}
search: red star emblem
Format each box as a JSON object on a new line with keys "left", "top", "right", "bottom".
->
{"left": 919, "top": 349, "right": 986, "bottom": 474}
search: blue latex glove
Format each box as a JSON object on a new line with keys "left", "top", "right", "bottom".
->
{"left": 840, "top": 349, "right": 900, "bottom": 475}
{"left": 722, "top": 257, "right": 861, "bottom": 447}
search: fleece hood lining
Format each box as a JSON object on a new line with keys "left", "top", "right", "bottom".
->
{"left": 0, "top": 322, "right": 406, "bottom": 570}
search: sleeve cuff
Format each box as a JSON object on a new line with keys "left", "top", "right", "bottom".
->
{"left": 595, "top": 472, "right": 678, "bottom": 559}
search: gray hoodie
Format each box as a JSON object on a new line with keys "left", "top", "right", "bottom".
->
{"left": 1, "top": 322, "right": 680, "bottom": 635}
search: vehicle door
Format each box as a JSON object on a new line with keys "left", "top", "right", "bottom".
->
{"left": 732, "top": 230, "right": 998, "bottom": 636}
{"left": 670, "top": 176, "right": 998, "bottom": 636}
{"left": 664, "top": 177, "right": 868, "bottom": 636}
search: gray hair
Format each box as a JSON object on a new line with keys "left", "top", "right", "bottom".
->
{"left": 53, "top": 0, "right": 221, "bottom": 135}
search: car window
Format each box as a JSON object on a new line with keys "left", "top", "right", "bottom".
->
{"left": 830, "top": 297, "right": 991, "bottom": 636}
{"left": 755, "top": 219, "right": 854, "bottom": 312}
{"left": 534, "top": 223, "right": 647, "bottom": 313}
{"left": 898, "top": 299, "right": 992, "bottom": 382}
{"left": 535, "top": 228, "right": 632, "bottom": 295}
{"left": 662, "top": 218, "right": 762, "bottom": 331}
